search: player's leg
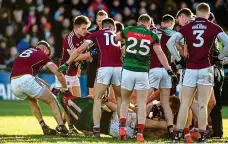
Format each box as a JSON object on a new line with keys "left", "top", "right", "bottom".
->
{"left": 196, "top": 66, "right": 214, "bottom": 141}
{"left": 174, "top": 69, "right": 197, "bottom": 141}
{"left": 197, "top": 84, "right": 213, "bottom": 139}
{"left": 28, "top": 97, "right": 57, "bottom": 135}
{"left": 119, "top": 69, "right": 134, "bottom": 140}
{"left": 159, "top": 68, "right": 174, "bottom": 135}
{"left": 134, "top": 71, "right": 150, "bottom": 142}
{"left": 148, "top": 68, "right": 161, "bottom": 103}
{"left": 37, "top": 87, "right": 68, "bottom": 135}
{"left": 111, "top": 67, "right": 122, "bottom": 117}
{"left": 93, "top": 67, "right": 111, "bottom": 137}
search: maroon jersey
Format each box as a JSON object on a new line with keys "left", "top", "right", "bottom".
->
{"left": 150, "top": 27, "right": 174, "bottom": 68}
{"left": 11, "top": 48, "right": 52, "bottom": 77}
{"left": 85, "top": 28, "right": 122, "bottom": 67}
{"left": 59, "top": 31, "right": 90, "bottom": 76}
{"left": 179, "top": 17, "right": 223, "bottom": 69}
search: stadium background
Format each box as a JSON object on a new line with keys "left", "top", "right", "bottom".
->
{"left": 0, "top": 0, "right": 228, "bottom": 101}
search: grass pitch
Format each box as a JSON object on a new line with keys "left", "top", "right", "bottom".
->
{"left": 1, "top": 100, "right": 228, "bottom": 143}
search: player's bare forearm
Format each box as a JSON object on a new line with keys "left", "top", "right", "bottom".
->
{"left": 121, "top": 45, "right": 126, "bottom": 57}
{"left": 47, "top": 63, "right": 67, "bottom": 88}
{"left": 66, "top": 42, "right": 91, "bottom": 64}
{"left": 147, "top": 90, "right": 160, "bottom": 104}
{"left": 153, "top": 45, "right": 171, "bottom": 70}
{"left": 74, "top": 52, "right": 93, "bottom": 62}
{"left": 56, "top": 72, "right": 67, "bottom": 89}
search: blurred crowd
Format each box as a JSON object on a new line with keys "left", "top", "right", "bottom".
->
{"left": 0, "top": 0, "right": 228, "bottom": 68}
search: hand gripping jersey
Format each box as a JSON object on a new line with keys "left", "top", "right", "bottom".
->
{"left": 56, "top": 92, "right": 113, "bottom": 134}
{"left": 59, "top": 31, "right": 90, "bottom": 76}
{"left": 121, "top": 25, "right": 160, "bottom": 72}
{"left": 11, "top": 48, "right": 52, "bottom": 77}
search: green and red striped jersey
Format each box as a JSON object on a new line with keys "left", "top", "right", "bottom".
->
{"left": 121, "top": 25, "right": 160, "bottom": 72}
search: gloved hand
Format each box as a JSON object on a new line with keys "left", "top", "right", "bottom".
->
{"left": 58, "top": 63, "right": 69, "bottom": 73}
{"left": 75, "top": 61, "right": 85, "bottom": 68}
{"left": 89, "top": 48, "right": 98, "bottom": 59}
{"left": 167, "top": 69, "right": 179, "bottom": 86}
{"left": 213, "top": 56, "right": 223, "bottom": 68}
{"left": 64, "top": 89, "right": 72, "bottom": 97}
{"left": 175, "top": 57, "right": 187, "bottom": 69}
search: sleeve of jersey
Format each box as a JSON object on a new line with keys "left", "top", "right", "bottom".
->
{"left": 65, "top": 34, "right": 75, "bottom": 50}
{"left": 166, "top": 32, "right": 183, "bottom": 61}
{"left": 217, "top": 32, "right": 228, "bottom": 60}
{"left": 85, "top": 32, "right": 96, "bottom": 45}
{"left": 120, "top": 27, "right": 130, "bottom": 38}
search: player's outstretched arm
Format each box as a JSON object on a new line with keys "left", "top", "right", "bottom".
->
{"left": 166, "top": 32, "right": 183, "bottom": 62}
{"left": 74, "top": 52, "right": 93, "bottom": 62}
{"left": 66, "top": 42, "right": 91, "bottom": 64}
{"left": 217, "top": 32, "right": 228, "bottom": 60}
{"left": 47, "top": 62, "right": 67, "bottom": 89}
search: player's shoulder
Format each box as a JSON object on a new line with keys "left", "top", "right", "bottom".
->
{"left": 208, "top": 21, "right": 223, "bottom": 32}
{"left": 63, "top": 31, "right": 75, "bottom": 41}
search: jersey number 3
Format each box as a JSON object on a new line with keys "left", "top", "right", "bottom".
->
{"left": 193, "top": 30, "right": 204, "bottom": 47}
{"left": 19, "top": 49, "right": 36, "bottom": 57}
{"left": 126, "top": 37, "right": 150, "bottom": 55}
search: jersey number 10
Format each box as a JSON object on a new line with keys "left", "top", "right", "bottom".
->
{"left": 103, "top": 33, "right": 120, "bottom": 47}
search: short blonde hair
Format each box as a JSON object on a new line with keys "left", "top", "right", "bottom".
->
{"left": 196, "top": 3, "right": 210, "bottom": 13}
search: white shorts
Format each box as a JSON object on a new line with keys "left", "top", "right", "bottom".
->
{"left": 183, "top": 66, "right": 214, "bottom": 87}
{"left": 121, "top": 69, "right": 149, "bottom": 91}
{"left": 109, "top": 112, "right": 136, "bottom": 138}
{"left": 95, "top": 67, "right": 121, "bottom": 86}
{"left": 149, "top": 68, "right": 172, "bottom": 89}
{"left": 11, "top": 74, "right": 45, "bottom": 100}
{"left": 55, "top": 75, "right": 80, "bottom": 88}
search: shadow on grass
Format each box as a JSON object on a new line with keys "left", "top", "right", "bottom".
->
{"left": 0, "top": 134, "right": 137, "bottom": 143}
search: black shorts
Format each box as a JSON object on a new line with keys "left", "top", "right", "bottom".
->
{"left": 87, "top": 57, "right": 98, "bottom": 88}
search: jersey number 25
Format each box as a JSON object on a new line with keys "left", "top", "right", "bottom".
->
{"left": 126, "top": 37, "right": 150, "bottom": 56}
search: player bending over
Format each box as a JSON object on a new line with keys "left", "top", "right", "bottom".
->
{"left": 10, "top": 41, "right": 68, "bottom": 135}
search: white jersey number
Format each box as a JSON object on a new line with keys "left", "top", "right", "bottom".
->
{"left": 103, "top": 33, "right": 120, "bottom": 47}
{"left": 193, "top": 30, "right": 204, "bottom": 47}
{"left": 126, "top": 37, "right": 151, "bottom": 56}
{"left": 19, "top": 49, "right": 37, "bottom": 57}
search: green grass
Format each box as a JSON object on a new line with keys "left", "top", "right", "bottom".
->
{"left": 0, "top": 100, "right": 228, "bottom": 143}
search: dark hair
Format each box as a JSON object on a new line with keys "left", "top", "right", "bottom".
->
{"left": 162, "top": 14, "right": 175, "bottom": 24}
{"left": 208, "top": 12, "right": 215, "bottom": 22}
{"left": 115, "top": 21, "right": 124, "bottom": 33}
{"left": 196, "top": 2, "right": 210, "bottom": 13}
{"left": 176, "top": 8, "right": 193, "bottom": 18}
{"left": 36, "top": 40, "right": 51, "bottom": 56}
{"left": 97, "top": 10, "right": 108, "bottom": 17}
{"left": 138, "top": 14, "right": 152, "bottom": 23}
{"left": 73, "top": 15, "right": 91, "bottom": 27}
{"left": 102, "top": 18, "right": 115, "bottom": 28}
{"left": 169, "top": 96, "right": 180, "bottom": 110}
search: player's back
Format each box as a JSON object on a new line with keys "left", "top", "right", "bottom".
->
{"left": 87, "top": 28, "right": 122, "bottom": 67}
{"left": 122, "top": 25, "right": 160, "bottom": 72}
{"left": 150, "top": 28, "right": 174, "bottom": 68}
{"left": 11, "top": 48, "right": 51, "bottom": 77}
{"left": 179, "top": 17, "right": 223, "bottom": 69}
